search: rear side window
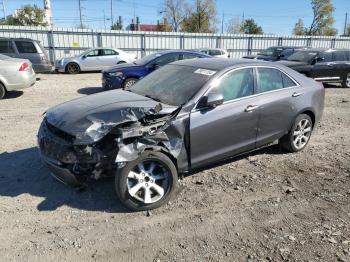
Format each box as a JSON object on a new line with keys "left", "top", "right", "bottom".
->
{"left": 333, "top": 51, "right": 347, "bottom": 61}
{"left": 280, "top": 48, "right": 294, "bottom": 58}
{"left": 258, "top": 68, "right": 283, "bottom": 92}
{"left": 281, "top": 73, "right": 297, "bottom": 87}
{"left": 103, "top": 49, "right": 118, "bottom": 56}
{"left": 215, "top": 68, "right": 254, "bottom": 101}
{"left": 209, "top": 50, "right": 222, "bottom": 56}
{"left": 15, "top": 41, "right": 38, "bottom": 53}
{"left": 0, "top": 41, "right": 14, "bottom": 53}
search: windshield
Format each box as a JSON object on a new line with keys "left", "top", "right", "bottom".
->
{"left": 287, "top": 51, "right": 318, "bottom": 62}
{"left": 134, "top": 53, "right": 161, "bottom": 65}
{"left": 129, "top": 64, "right": 215, "bottom": 106}
{"left": 258, "top": 47, "right": 282, "bottom": 57}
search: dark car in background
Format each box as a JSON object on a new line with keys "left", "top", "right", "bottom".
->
{"left": 0, "top": 38, "right": 52, "bottom": 73}
{"left": 102, "top": 50, "right": 209, "bottom": 90}
{"left": 279, "top": 48, "right": 350, "bottom": 88}
{"left": 243, "top": 46, "right": 308, "bottom": 61}
{"left": 38, "top": 58, "right": 324, "bottom": 211}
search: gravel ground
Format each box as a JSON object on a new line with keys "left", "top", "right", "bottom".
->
{"left": 0, "top": 73, "right": 350, "bottom": 262}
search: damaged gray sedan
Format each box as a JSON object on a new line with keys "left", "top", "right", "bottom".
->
{"left": 38, "top": 58, "right": 325, "bottom": 211}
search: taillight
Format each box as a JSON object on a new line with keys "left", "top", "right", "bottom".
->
{"left": 19, "top": 62, "right": 29, "bottom": 71}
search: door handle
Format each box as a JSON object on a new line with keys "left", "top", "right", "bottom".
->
{"left": 245, "top": 105, "right": 258, "bottom": 112}
{"left": 326, "top": 63, "right": 334, "bottom": 67}
{"left": 292, "top": 92, "right": 302, "bottom": 97}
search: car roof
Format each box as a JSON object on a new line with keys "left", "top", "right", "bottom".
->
{"left": 156, "top": 49, "right": 208, "bottom": 55}
{"left": 172, "top": 58, "right": 276, "bottom": 70}
{"left": 296, "top": 48, "right": 350, "bottom": 52}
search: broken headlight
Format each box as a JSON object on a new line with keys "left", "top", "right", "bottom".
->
{"left": 75, "top": 122, "right": 115, "bottom": 144}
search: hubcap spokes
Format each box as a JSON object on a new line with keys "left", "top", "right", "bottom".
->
{"left": 292, "top": 119, "right": 312, "bottom": 150}
{"left": 346, "top": 73, "right": 350, "bottom": 87}
{"left": 125, "top": 80, "right": 136, "bottom": 89}
{"left": 127, "top": 160, "right": 169, "bottom": 204}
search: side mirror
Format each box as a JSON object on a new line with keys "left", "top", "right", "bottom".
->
{"left": 82, "top": 55, "right": 87, "bottom": 59}
{"left": 198, "top": 92, "right": 224, "bottom": 109}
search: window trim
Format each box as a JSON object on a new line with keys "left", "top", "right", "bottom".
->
{"left": 193, "top": 65, "right": 300, "bottom": 111}
{"left": 255, "top": 66, "right": 300, "bottom": 95}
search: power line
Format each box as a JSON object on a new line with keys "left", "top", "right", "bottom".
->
{"left": 344, "top": 12, "right": 348, "bottom": 36}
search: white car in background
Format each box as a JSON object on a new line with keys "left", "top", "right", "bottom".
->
{"left": 55, "top": 48, "right": 137, "bottom": 74}
{"left": 196, "top": 48, "right": 230, "bottom": 58}
{"left": 0, "top": 54, "right": 36, "bottom": 99}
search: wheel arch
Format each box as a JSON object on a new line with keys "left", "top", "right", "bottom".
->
{"left": 65, "top": 61, "right": 81, "bottom": 73}
{"left": 299, "top": 109, "right": 316, "bottom": 127}
{"left": 142, "top": 147, "right": 179, "bottom": 172}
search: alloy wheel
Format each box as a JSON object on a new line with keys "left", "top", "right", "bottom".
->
{"left": 124, "top": 79, "right": 137, "bottom": 89}
{"left": 346, "top": 73, "right": 350, "bottom": 88}
{"left": 292, "top": 119, "right": 312, "bottom": 150}
{"left": 67, "top": 63, "right": 79, "bottom": 74}
{"left": 127, "top": 160, "right": 169, "bottom": 204}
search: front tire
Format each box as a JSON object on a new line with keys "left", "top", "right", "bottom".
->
{"left": 280, "top": 114, "right": 313, "bottom": 152}
{"left": 342, "top": 72, "right": 350, "bottom": 88}
{"left": 115, "top": 151, "right": 178, "bottom": 211}
{"left": 0, "top": 83, "right": 6, "bottom": 99}
{"left": 122, "top": 78, "right": 138, "bottom": 90}
{"left": 66, "top": 63, "right": 81, "bottom": 74}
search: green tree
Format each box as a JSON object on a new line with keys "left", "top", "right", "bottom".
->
{"left": 240, "top": 19, "right": 263, "bottom": 34}
{"left": 1, "top": 5, "right": 48, "bottom": 26}
{"left": 181, "top": 0, "right": 217, "bottom": 33}
{"left": 307, "top": 0, "right": 336, "bottom": 35}
{"left": 293, "top": 19, "right": 306, "bottom": 35}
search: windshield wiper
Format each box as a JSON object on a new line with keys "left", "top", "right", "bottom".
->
{"left": 145, "top": 94, "right": 161, "bottom": 102}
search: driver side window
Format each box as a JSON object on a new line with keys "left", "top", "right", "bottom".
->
{"left": 153, "top": 54, "right": 179, "bottom": 66}
{"left": 86, "top": 50, "right": 99, "bottom": 57}
{"left": 214, "top": 68, "right": 254, "bottom": 102}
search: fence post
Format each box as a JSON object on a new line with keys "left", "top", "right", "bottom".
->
{"left": 141, "top": 34, "right": 146, "bottom": 57}
{"left": 96, "top": 32, "right": 102, "bottom": 47}
{"left": 247, "top": 37, "right": 253, "bottom": 55}
{"left": 180, "top": 35, "right": 184, "bottom": 49}
{"left": 278, "top": 37, "right": 283, "bottom": 46}
{"left": 307, "top": 37, "right": 312, "bottom": 47}
{"left": 216, "top": 36, "right": 221, "bottom": 48}
{"left": 330, "top": 38, "right": 336, "bottom": 48}
{"left": 47, "top": 29, "right": 56, "bottom": 64}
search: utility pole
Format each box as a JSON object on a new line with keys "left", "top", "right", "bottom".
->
{"left": 221, "top": 12, "right": 224, "bottom": 34}
{"left": 78, "top": 0, "right": 83, "bottom": 29}
{"left": 44, "top": 0, "right": 53, "bottom": 27}
{"left": 1, "top": 0, "right": 6, "bottom": 19}
{"left": 344, "top": 12, "right": 348, "bottom": 36}
{"left": 110, "top": 0, "right": 114, "bottom": 28}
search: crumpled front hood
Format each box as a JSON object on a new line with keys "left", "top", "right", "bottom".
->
{"left": 105, "top": 63, "right": 143, "bottom": 73}
{"left": 45, "top": 89, "right": 177, "bottom": 144}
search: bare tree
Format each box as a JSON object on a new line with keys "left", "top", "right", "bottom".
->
{"left": 161, "top": 0, "right": 189, "bottom": 32}
{"left": 293, "top": 19, "right": 306, "bottom": 35}
{"left": 226, "top": 16, "right": 241, "bottom": 34}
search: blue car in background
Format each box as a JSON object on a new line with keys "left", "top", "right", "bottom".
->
{"left": 102, "top": 50, "right": 210, "bottom": 90}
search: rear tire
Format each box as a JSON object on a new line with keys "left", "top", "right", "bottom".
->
{"left": 342, "top": 72, "right": 350, "bottom": 88}
{"left": 0, "top": 83, "right": 6, "bottom": 99}
{"left": 66, "top": 63, "right": 80, "bottom": 74}
{"left": 122, "top": 78, "right": 138, "bottom": 90}
{"left": 115, "top": 151, "right": 178, "bottom": 211}
{"left": 280, "top": 114, "right": 313, "bottom": 153}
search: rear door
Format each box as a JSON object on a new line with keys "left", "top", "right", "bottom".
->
{"left": 190, "top": 67, "right": 259, "bottom": 168}
{"left": 331, "top": 51, "right": 349, "bottom": 80}
{"left": 100, "top": 49, "right": 120, "bottom": 69}
{"left": 256, "top": 67, "right": 300, "bottom": 147}
{"left": 0, "top": 40, "right": 16, "bottom": 57}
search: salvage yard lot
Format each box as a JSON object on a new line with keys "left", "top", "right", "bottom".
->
{"left": 0, "top": 73, "right": 350, "bottom": 261}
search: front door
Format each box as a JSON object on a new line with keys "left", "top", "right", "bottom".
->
{"left": 81, "top": 49, "right": 101, "bottom": 70}
{"left": 190, "top": 67, "right": 259, "bottom": 169}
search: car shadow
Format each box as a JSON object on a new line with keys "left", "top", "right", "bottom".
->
{"left": 0, "top": 147, "right": 129, "bottom": 213}
{"left": 4, "top": 91, "right": 24, "bottom": 99}
{"left": 189, "top": 144, "right": 284, "bottom": 176}
{"left": 77, "top": 86, "right": 103, "bottom": 95}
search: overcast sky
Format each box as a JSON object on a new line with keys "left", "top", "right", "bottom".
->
{"left": 5, "top": 0, "right": 350, "bottom": 35}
